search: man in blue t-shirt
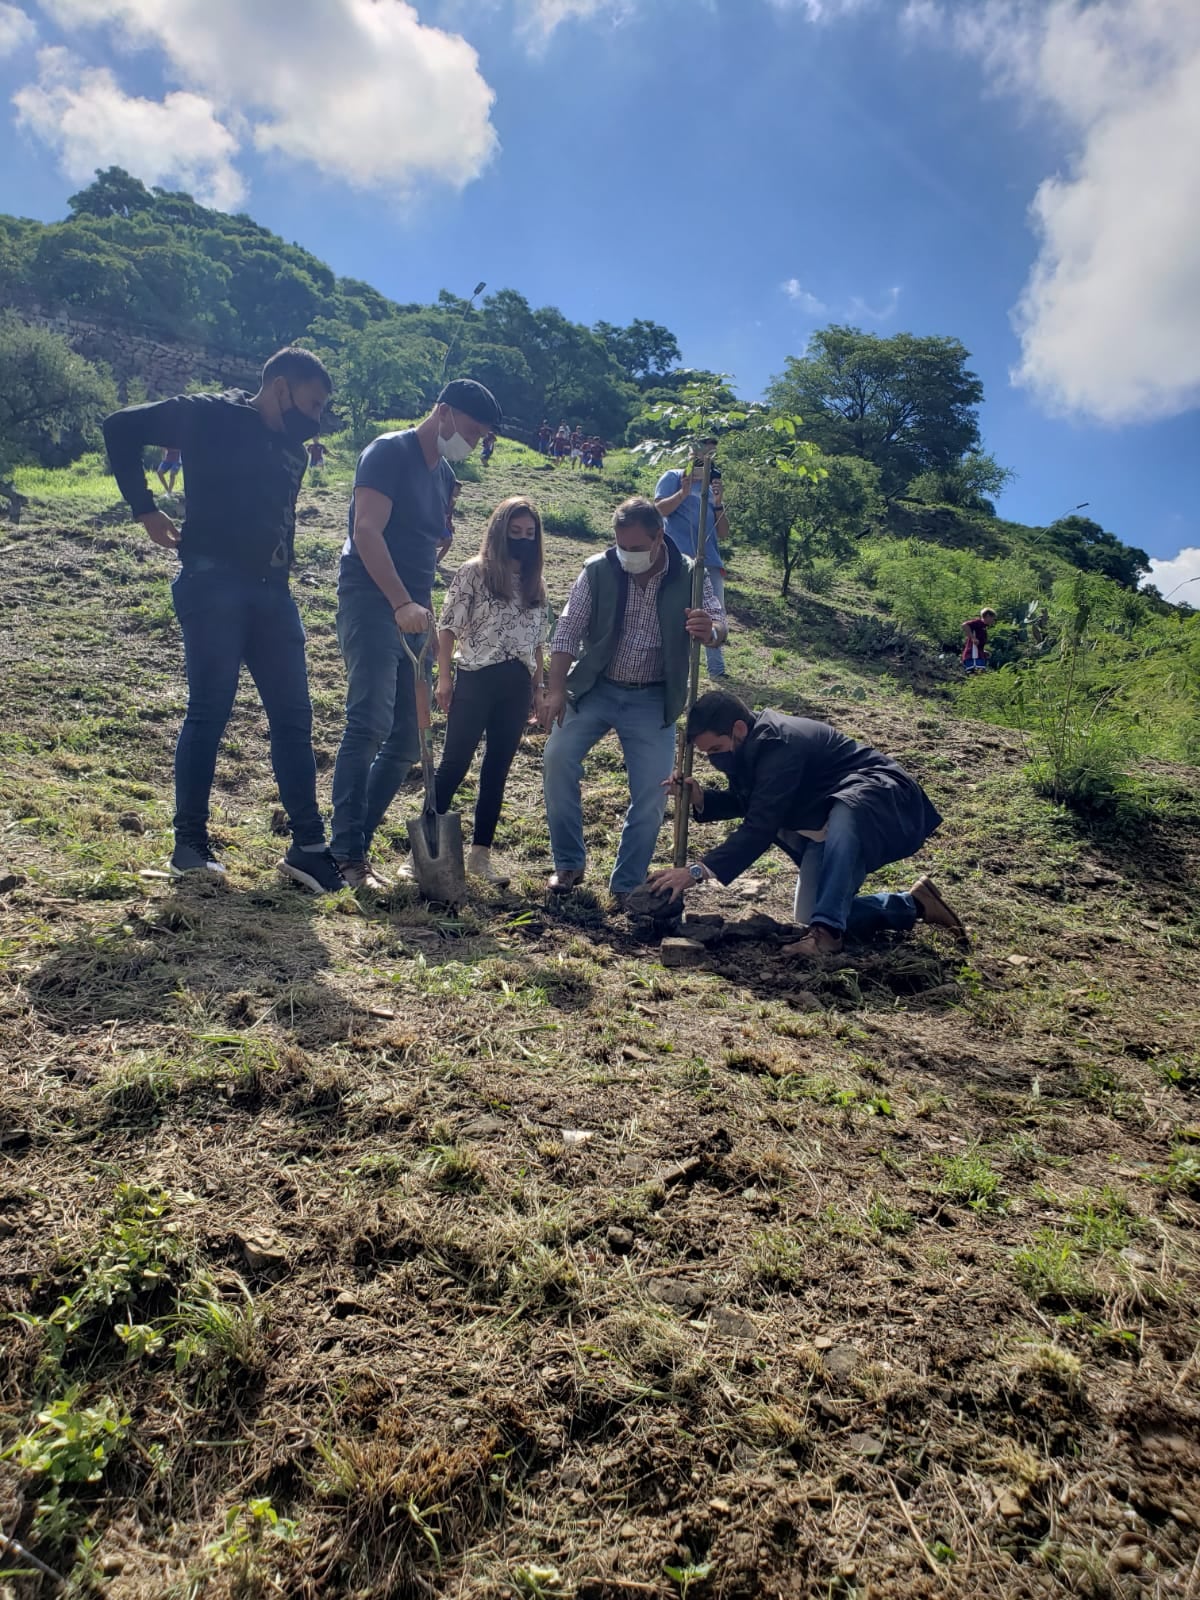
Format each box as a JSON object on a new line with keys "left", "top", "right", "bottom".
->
{"left": 330, "top": 379, "right": 502, "bottom": 887}
{"left": 654, "top": 438, "right": 731, "bottom": 679}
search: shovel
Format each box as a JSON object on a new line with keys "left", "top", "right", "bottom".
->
{"left": 399, "top": 629, "right": 467, "bottom": 904}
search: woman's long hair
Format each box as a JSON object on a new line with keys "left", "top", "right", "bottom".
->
{"left": 478, "top": 497, "right": 545, "bottom": 609}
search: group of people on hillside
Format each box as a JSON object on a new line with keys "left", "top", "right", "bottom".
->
{"left": 100, "top": 350, "right": 965, "bottom": 955}
{"left": 537, "top": 421, "right": 605, "bottom": 470}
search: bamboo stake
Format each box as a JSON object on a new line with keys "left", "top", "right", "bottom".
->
{"left": 672, "top": 448, "right": 714, "bottom": 867}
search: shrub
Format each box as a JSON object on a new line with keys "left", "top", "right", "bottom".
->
{"left": 542, "top": 498, "right": 603, "bottom": 541}
{"left": 853, "top": 538, "right": 1044, "bottom": 650}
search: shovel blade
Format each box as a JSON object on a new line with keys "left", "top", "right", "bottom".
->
{"left": 406, "top": 809, "right": 467, "bottom": 904}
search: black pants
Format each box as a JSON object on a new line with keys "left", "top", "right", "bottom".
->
{"left": 434, "top": 659, "right": 532, "bottom": 846}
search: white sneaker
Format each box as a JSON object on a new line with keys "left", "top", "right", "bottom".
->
{"left": 467, "top": 846, "right": 510, "bottom": 887}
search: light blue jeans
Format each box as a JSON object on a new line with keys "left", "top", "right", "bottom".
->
{"left": 543, "top": 679, "right": 677, "bottom": 893}
{"left": 706, "top": 571, "right": 726, "bottom": 678}
{"left": 789, "top": 801, "right": 919, "bottom": 937}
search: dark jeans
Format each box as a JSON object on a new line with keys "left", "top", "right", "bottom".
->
{"left": 789, "top": 800, "right": 919, "bottom": 937}
{"left": 330, "top": 582, "right": 429, "bottom": 863}
{"left": 171, "top": 565, "right": 323, "bottom": 846}
{"left": 434, "top": 659, "right": 532, "bottom": 847}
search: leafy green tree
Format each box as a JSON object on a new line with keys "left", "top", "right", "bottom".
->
{"left": 68, "top": 166, "right": 155, "bottom": 220}
{"left": 766, "top": 326, "right": 984, "bottom": 497}
{"left": 448, "top": 342, "right": 536, "bottom": 421}
{"left": 727, "top": 445, "right": 882, "bottom": 597}
{"left": 905, "top": 451, "right": 1012, "bottom": 514}
{"left": 593, "top": 318, "right": 680, "bottom": 382}
{"left": 1032, "top": 515, "right": 1150, "bottom": 591}
{"left": 0, "top": 316, "right": 116, "bottom": 506}
{"left": 309, "top": 319, "right": 441, "bottom": 442}
{"left": 627, "top": 372, "right": 747, "bottom": 446}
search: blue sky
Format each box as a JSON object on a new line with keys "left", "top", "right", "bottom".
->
{"left": 2, "top": 0, "right": 1197, "bottom": 591}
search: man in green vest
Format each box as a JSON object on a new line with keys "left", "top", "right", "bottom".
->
{"left": 540, "top": 496, "right": 727, "bottom": 902}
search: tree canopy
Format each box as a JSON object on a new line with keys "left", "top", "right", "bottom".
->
{"left": 0, "top": 168, "right": 678, "bottom": 439}
{"left": 0, "top": 315, "right": 116, "bottom": 483}
{"left": 765, "top": 326, "right": 984, "bottom": 498}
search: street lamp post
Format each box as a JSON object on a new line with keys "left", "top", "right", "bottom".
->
{"left": 441, "top": 280, "right": 487, "bottom": 381}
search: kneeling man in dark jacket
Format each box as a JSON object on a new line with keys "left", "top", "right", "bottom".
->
{"left": 648, "top": 691, "right": 965, "bottom": 956}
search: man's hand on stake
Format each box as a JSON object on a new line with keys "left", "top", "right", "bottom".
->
{"left": 663, "top": 773, "right": 704, "bottom": 815}
{"left": 685, "top": 607, "right": 717, "bottom": 642}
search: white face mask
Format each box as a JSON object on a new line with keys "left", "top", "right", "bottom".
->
{"left": 615, "top": 542, "right": 658, "bottom": 574}
{"left": 437, "top": 409, "right": 474, "bottom": 463}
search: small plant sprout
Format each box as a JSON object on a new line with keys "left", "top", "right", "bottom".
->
{"left": 664, "top": 1560, "right": 714, "bottom": 1598}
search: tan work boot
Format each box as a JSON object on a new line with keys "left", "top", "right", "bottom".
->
{"left": 467, "top": 846, "right": 510, "bottom": 887}
{"left": 337, "top": 858, "right": 389, "bottom": 892}
{"left": 910, "top": 875, "right": 967, "bottom": 940}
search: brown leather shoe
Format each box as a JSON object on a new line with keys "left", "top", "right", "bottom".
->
{"left": 781, "top": 925, "right": 844, "bottom": 958}
{"left": 910, "top": 875, "right": 967, "bottom": 940}
{"left": 548, "top": 868, "right": 586, "bottom": 894}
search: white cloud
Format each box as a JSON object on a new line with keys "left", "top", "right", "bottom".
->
{"left": 782, "top": 278, "right": 826, "bottom": 314}
{"left": 27, "top": 0, "right": 497, "bottom": 201}
{"left": 515, "top": 0, "right": 631, "bottom": 40}
{"left": 847, "top": 285, "right": 901, "bottom": 322}
{"left": 1146, "top": 547, "right": 1200, "bottom": 603}
{"left": 954, "top": 0, "right": 1200, "bottom": 425}
{"left": 0, "top": 2, "right": 35, "bottom": 54}
{"left": 13, "top": 46, "right": 243, "bottom": 206}
{"left": 768, "top": 0, "right": 872, "bottom": 19}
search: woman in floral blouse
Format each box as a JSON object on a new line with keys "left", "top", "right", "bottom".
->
{"left": 434, "top": 497, "right": 548, "bottom": 884}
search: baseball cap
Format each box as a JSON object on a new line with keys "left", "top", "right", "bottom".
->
{"left": 437, "top": 378, "right": 502, "bottom": 427}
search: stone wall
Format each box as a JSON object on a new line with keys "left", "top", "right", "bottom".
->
{"left": 18, "top": 306, "right": 260, "bottom": 399}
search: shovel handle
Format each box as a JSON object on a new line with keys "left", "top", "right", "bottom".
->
{"left": 414, "top": 676, "right": 432, "bottom": 731}
{"left": 399, "top": 628, "right": 433, "bottom": 730}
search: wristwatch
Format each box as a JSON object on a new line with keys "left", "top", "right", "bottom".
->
{"left": 688, "top": 863, "right": 706, "bottom": 884}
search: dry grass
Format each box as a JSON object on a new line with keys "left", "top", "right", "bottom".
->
{"left": 1, "top": 457, "right": 1199, "bottom": 1598}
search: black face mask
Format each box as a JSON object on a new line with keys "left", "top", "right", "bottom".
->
{"left": 281, "top": 384, "right": 321, "bottom": 444}
{"left": 283, "top": 408, "right": 320, "bottom": 444}
{"left": 708, "top": 749, "right": 738, "bottom": 775}
{"left": 508, "top": 537, "right": 537, "bottom": 562}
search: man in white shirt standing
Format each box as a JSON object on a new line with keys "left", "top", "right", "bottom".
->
{"left": 540, "top": 497, "right": 726, "bottom": 905}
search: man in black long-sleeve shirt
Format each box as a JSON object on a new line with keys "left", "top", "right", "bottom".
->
{"left": 102, "top": 346, "right": 346, "bottom": 891}
{"left": 646, "top": 690, "right": 965, "bottom": 955}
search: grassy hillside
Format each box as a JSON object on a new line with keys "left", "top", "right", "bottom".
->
{"left": 1, "top": 443, "right": 1199, "bottom": 1600}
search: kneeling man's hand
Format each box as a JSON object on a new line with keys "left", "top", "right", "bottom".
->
{"left": 662, "top": 773, "right": 704, "bottom": 815}
{"left": 647, "top": 866, "right": 695, "bottom": 900}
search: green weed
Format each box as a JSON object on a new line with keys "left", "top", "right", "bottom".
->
{"left": 206, "top": 1496, "right": 299, "bottom": 1570}
{"left": 867, "top": 1195, "right": 915, "bottom": 1235}
{"left": 3, "top": 1391, "right": 130, "bottom": 1485}
{"left": 936, "top": 1149, "right": 1004, "bottom": 1210}
{"left": 1012, "top": 1236, "right": 1099, "bottom": 1306}
{"left": 749, "top": 1229, "right": 807, "bottom": 1288}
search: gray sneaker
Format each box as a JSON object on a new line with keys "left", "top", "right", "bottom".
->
{"left": 170, "top": 837, "right": 225, "bottom": 877}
